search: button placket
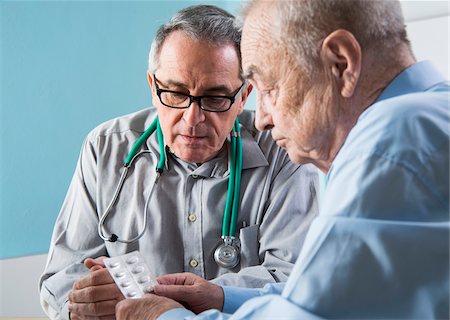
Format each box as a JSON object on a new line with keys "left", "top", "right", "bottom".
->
{"left": 184, "top": 175, "right": 204, "bottom": 277}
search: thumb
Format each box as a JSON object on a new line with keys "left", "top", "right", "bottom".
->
{"left": 84, "top": 257, "right": 107, "bottom": 270}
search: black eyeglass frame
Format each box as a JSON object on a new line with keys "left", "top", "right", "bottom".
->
{"left": 153, "top": 74, "right": 246, "bottom": 113}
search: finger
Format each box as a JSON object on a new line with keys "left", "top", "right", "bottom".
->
{"left": 70, "top": 283, "right": 122, "bottom": 303}
{"left": 156, "top": 273, "right": 194, "bottom": 286}
{"left": 68, "top": 299, "right": 119, "bottom": 317}
{"left": 153, "top": 284, "right": 196, "bottom": 302}
{"left": 74, "top": 269, "right": 114, "bottom": 290}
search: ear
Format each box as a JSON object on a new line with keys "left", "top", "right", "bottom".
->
{"left": 147, "top": 70, "right": 154, "bottom": 90}
{"left": 320, "top": 29, "right": 361, "bottom": 98}
{"left": 237, "top": 83, "right": 253, "bottom": 114}
{"left": 147, "top": 70, "right": 159, "bottom": 106}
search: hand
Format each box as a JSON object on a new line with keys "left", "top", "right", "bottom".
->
{"left": 154, "top": 272, "right": 224, "bottom": 314}
{"left": 115, "top": 294, "right": 183, "bottom": 320}
{"left": 68, "top": 257, "right": 124, "bottom": 319}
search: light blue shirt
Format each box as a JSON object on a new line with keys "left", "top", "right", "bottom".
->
{"left": 159, "top": 61, "right": 450, "bottom": 319}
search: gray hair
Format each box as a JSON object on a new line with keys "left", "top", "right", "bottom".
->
{"left": 243, "top": 0, "right": 410, "bottom": 76}
{"left": 148, "top": 5, "right": 242, "bottom": 75}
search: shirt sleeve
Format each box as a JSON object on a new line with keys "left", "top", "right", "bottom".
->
{"left": 39, "top": 136, "right": 108, "bottom": 320}
{"left": 222, "top": 282, "right": 285, "bottom": 313}
{"left": 158, "top": 295, "right": 322, "bottom": 320}
{"left": 211, "top": 160, "right": 319, "bottom": 287}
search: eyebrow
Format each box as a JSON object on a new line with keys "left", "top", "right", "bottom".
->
{"left": 158, "top": 78, "right": 234, "bottom": 95}
{"left": 242, "top": 65, "right": 259, "bottom": 80}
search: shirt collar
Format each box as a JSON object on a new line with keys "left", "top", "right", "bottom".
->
{"left": 376, "top": 60, "right": 446, "bottom": 104}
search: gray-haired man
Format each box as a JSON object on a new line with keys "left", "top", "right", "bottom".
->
{"left": 39, "top": 5, "right": 318, "bottom": 319}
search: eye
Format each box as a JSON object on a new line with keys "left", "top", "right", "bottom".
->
{"left": 258, "top": 88, "right": 278, "bottom": 107}
{"left": 165, "top": 92, "right": 188, "bottom": 104}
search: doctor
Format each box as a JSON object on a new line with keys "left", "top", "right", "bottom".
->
{"left": 39, "top": 4, "right": 319, "bottom": 320}
{"left": 114, "top": 0, "right": 449, "bottom": 319}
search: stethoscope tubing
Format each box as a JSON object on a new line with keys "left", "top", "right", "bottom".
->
{"left": 98, "top": 116, "right": 242, "bottom": 244}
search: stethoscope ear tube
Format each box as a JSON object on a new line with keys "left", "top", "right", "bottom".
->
{"left": 221, "top": 118, "right": 242, "bottom": 237}
{"left": 230, "top": 119, "right": 242, "bottom": 237}
{"left": 124, "top": 118, "right": 158, "bottom": 166}
{"left": 98, "top": 166, "right": 130, "bottom": 242}
{"left": 98, "top": 117, "right": 161, "bottom": 243}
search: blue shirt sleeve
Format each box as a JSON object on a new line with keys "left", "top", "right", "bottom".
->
{"left": 222, "top": 282, "right": 285, "bottom": 313}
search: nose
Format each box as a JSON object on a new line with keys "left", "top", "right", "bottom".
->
{"left": 255, "top": 93, "right": 274, "bottom": 131}
{"left": 183, "top": 100, "right": 206, "bottom": 127}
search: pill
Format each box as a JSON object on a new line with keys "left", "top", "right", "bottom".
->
{"left": 115, "top": 272, "right": 126, "bottom": 278}
{"left": 138, "top": 276, "right": 150, "bottom": 284}
{"left": 132, "top": 266, "right": 144, "bottom": 274}
{"left": 126, "top": 256, "right": 139, "bottom": 264}
{"left": 108, "top": 262, "right": 121, "bottom": 268}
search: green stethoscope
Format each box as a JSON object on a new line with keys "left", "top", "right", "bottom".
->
{"left": 98, "top": 116, "right": 243, "bottom": 269}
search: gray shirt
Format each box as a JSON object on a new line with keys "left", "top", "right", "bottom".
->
{"left": 39, "top": 108, "right": 319, "bottom": 319}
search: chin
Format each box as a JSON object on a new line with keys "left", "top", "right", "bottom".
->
{"left": 175, "top": 148, "right": 213, "bottom": 164}
{"left": 286, "top": 149, "right": 311, "bottom": 165}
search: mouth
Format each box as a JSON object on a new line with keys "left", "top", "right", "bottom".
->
{"left": 275, "top": 139, "right": 287, "bottom": 148}
{"left": 272, "top": 133, "right": 287, "bottom": 148}
{"left": 180, "top": 134, "right": 207, "bottom": 143}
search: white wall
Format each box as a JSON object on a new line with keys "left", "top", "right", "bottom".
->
{"left": 407, "top": 15, "right": 449, "bottom": 78}
{"left": 0, "top": 254, "right": 48, "bottom": 317}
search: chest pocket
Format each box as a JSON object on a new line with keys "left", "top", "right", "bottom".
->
{"left": 239, "top": 224, "right": 260, "bottom": 267}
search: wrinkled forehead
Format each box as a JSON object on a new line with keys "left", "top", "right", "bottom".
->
{"left": 241, "top": 2, "right": 278, "bottom": 82}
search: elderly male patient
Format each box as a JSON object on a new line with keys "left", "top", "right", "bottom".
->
{"left": 114, "top": 0, "right": 449, "bottom": 319}
{"left": 39, "top": 4, "right": 319, "bottom": 320}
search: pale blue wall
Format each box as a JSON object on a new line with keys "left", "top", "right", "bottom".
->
{"left": 0, "top": 1, "right": 241, "bottom": 259}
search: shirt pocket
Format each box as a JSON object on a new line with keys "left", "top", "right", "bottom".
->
{"left": 239, "top": 224, "right": 260, "bottom": 267}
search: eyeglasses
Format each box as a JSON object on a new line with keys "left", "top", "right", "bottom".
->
{"left": 153, "top": 75, "right": 245, "bottom": 113}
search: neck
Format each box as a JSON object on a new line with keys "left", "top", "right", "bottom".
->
{"left": 359, "top": 46, "right": 416, "bottom": 113}
{"left": 331, "top": 49, "right": 416, "bottom": 171}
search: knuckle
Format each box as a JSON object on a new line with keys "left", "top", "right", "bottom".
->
{"left": 85, "top": 287, "right": 96, "bottom": 301}
{"left": 88, "top": 302, "right": 98, "bottom": 314}
{"left": 90, "top": 271, "right": 102, "bottom": 283}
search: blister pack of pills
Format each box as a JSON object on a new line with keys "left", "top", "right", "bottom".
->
{"left": 105, "top": 251, "right": 157, "bottom": 299}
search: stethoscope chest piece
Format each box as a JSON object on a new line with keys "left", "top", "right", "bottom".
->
{"left": 214, "top": 237, "right": 240, "bottom": 269}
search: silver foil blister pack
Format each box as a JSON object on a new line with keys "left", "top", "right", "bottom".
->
{"left": 105, "top": 251, "right": 157, "bottom": 299}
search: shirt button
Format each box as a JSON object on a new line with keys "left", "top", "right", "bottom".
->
{"left": 192, "top": 174, "right": 198, "bottom": 179}
{"left": 189, "top": 259, "right": 198, "bottom": 268}
{"left": 188, "top": 213, "right": 197, "bottom": 222}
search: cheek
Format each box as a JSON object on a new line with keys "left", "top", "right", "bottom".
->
{"left": 210, "top": 114, "right": 237, "bottom": 144}
{"left": 156, "top": 108, "right": 182, "bottom": 141}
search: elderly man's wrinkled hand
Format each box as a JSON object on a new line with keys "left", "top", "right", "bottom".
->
{"left": 115, "top": 294, "right": 183, "bottom": 320}
{"left": 154, "top": 272, "right": 224, "bottom": 314}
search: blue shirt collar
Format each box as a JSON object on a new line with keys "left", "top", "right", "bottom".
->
{"left": 376, "top": 60, "right": 446, "bottom": 103}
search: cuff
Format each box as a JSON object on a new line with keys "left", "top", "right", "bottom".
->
{"left": 157, "top": 307, "right": 196, "bottom": 320}
{"left": 222, "top": 286, "right": 261, "bottom": 314}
